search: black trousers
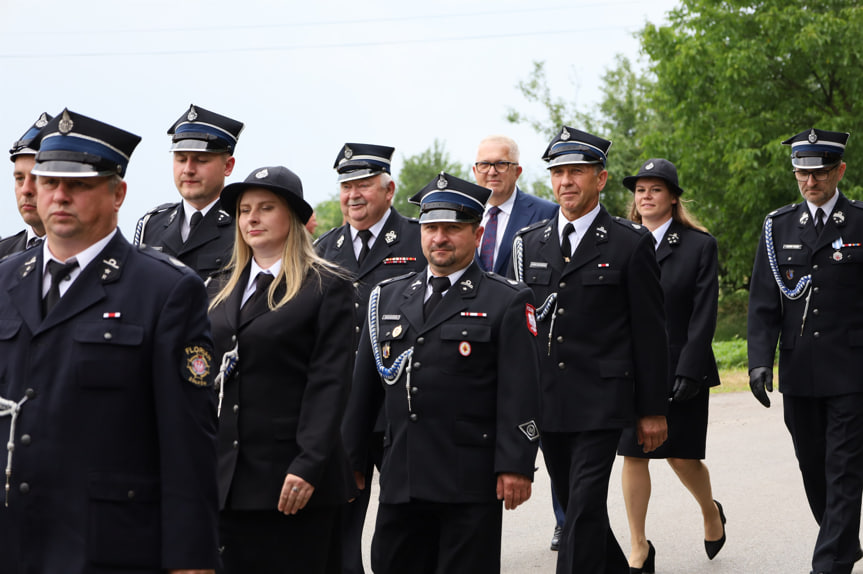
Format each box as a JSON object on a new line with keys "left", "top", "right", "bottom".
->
{"left": 784, "top": 393, "right": 863, "bottom": 574}
{"left": 542, "top": 429, "right": 628, "bottom": 574}
{"left": 218, "top": 507, "right": 339, "bottom": 574}
{"left": 371, "top": 499, "right": 503, "bottom": 574}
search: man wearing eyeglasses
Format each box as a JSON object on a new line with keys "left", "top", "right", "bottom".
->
{"left": 748, "top": 128, "right": 863, "bottom": 574}
{"left": 473, "top": 135, "right": 557, "bottom": 275}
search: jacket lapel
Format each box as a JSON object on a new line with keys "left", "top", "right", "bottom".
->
{"left": 420, "top": 264, "right": 481, "bottom": 333}
{"left": 5, "top": 251, "right": 43, "bottom": 335}
{"left": 158, "top": 204, "right": 185, "bottom": 256}
{"left": 36, "top": 234, "right": 130, "bottom": 333}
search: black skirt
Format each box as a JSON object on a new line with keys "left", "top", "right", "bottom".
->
{"left": 617, "top": 385, "right": 710, "bottom": 459}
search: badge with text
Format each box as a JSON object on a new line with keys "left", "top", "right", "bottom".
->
{"left": 184, "top": 345, "right": 213, "bottom": 387}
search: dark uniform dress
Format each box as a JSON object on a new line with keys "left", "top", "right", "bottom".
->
{"left": 619, "top": 221, "right": 720, "bottom": 459}
{"left": 208, "top": 263, "right": 355, "bottom": 574}
{"left": 0, "top": 233, "right": 220, "bottom": 574}
{"left": 134, "top": 200, "right": 233, "bottom": 280}
{"left": 748, "top": 193, "right": 863, "bottom": 574}
{"left": 314, "top": 206, "right": 425, "bottom": 574}
{"left": 512, "top": 206, "right": 668, "bottom": 574}
{"left": 344, "top": 262, "right": 541, "bottom": 574}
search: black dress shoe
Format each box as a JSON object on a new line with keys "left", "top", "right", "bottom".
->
{"left": 629, "top": 540, "right": 655, "bottom": 574}
{"left": 550, "top": 525, "right": 562, "bottom": 551}
{"left": 705, "top": 499, "right": 727, "bottom": 560}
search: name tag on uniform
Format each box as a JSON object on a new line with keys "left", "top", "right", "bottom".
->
{"left": 782, "top": 244, "right": 803, "bottom": 250}
{"left": 381, "top": 314, "right": 401, "bottom": 320}
{"left": 529, "top": 262, "right": 548, "bottom": 269}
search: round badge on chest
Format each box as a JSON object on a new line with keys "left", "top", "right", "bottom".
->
{"left": 459, "top": 341, "right": 472, "bottom": 356}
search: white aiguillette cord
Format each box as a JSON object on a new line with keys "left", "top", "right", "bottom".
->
{"left": 0, "top": 393, "right": 29, "bottom": 506}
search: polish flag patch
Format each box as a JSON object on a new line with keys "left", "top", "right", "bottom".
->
{"left": 526, "top": 304, "right": 537, "bottom": 336}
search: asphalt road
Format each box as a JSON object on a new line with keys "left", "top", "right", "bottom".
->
{"left": 360, "top": 391, "right": 863, "bottom": 573}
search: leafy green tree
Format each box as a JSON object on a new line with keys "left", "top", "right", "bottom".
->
{"left": 508, "top": 58, "right": 659, "bottom": 219}
{"left": 394, "top": 140, "right": 470, "bottom": 218}
{"left": 311, "top": 196, "right": 343, "bottom": 239}
{"left": 640, "top": 0, "right": 863, "bottom": 288}
{"left": 510, "top": 1, "right": 863, "bottom": 289}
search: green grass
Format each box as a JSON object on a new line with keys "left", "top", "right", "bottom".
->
{"left": 713, "top": 290, "right": 750, "bottom": 392}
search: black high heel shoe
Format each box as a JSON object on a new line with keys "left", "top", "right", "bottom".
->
{"left": 705, "top": 499, "right": 727, "bottom": 560}
{"left": 629, "top": 540, "right": 655, "bottom": 573}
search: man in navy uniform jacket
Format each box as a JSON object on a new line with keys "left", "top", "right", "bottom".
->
{"left": 749, "top": 128, "right": 863, "bottom": 574}
{"left": 344, "top": 172, "right": 541, "bottom": 574}
{"left": 133, "top": 104, "right": 243, "bottom": 280}
{"left": 0, "top": 109, "right": 219, "bottom": 574}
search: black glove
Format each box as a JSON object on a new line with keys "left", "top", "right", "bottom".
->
{"left": 671, "top": 375, "right": 702, "bottom": 402}
{"left": 749, "top": 366, "right": 773, "bottom": 408}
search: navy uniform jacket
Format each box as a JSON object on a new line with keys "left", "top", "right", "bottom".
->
{"left": 315, "top": 207, "right": 426, "bottom": 347}
{"left": 344, "top": 262, "right": 541, "bottom": 504}
{"left": 748, "top": 193, "right": 863, "bottom": 396}
{"left": 658, "top": 221, "right": 720, "bottom": 387}
{"left": 512, "top": 206, "right": 669, "bottom": 432}
{"left": 0, "top": 230, "right": 28, "bottom": 259}
{"left": 208, "top": 264, "right": 356, "bottom": 509}
{"left": 0, "top": 233, "right": 219, "bottom": 573}
{"left": 134, "top": 200, "right": 233, "bottom": 280}
{"left": 490, "top": 188, "right": 559, "bottom": 276}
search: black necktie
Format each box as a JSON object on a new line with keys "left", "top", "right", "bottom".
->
{"left": 27, "top": 236, "right": 43, "bottom": 249}
{"left": 561, "top": 222, "right": 575, "bottom": 262}
{"left": 814, "top": 208, "right": 825, "bottom": 235}
{"left": 424, "top": 276, "right": 450, "bottom": 320}
{"left": 357, "top": 229, "right": 373, "bottom": 265}
{"left": 187, "top": 211, "right": 203, "bottom": 242}
{"left": 240, "top": 273, "right": 274, "bottom": 323}
{"left": 43, "top": 260, "right": 79, "bottom": 317}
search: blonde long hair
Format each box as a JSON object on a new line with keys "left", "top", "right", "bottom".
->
{"left": 209, "top": 194, "right": 346, "bottom": 312}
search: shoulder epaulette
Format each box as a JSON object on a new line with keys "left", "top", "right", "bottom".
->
{"left": 848, "top": 199, "right": 863, "bottom": 211}
{"left": 484, "top": 271, "right": 523, "bottom": 290}
{"left": 313, "top": 225, "right": 343, "bottom": 247}
{"left": 144, "top": 202, "right": 178, "bottom": 216}
{"left": 378, "top": 271, "right": 419, "bottom": 287}
{"left": 515, "top": 219, "right": 550, "bottom": 237}
{"left": 766, "top": 203, "right": 798, "bottom": 219}
{"left": 138, "top": 245, "right": 189, "bottom": 272}
{"left": 612, "top": 216, "right": 649, "bottom": 235}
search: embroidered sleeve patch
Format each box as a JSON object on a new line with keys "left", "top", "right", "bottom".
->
{"left": 518, "top": 420, "right": 540, "bottom": 442}
{"left": 184, "top": 345, "right": 213, "bottom": 387}
{"left": 525, "top": 304, "right": 537, "bottom": 336}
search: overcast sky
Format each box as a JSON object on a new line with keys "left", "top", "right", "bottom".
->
{"left": 0, "top": 0, "right": 679, "bottom": 237}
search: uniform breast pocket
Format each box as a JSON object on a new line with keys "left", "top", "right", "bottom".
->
{"left": 196, "top": 252, "right": 226, "bottom": 273}
{"left": 74, "top": 322, "right": 145, "bottom": 388}
{"left": 440, "top": 323, "right": 492, "bottom": 377}
{"left": 778, "top": 249, "right": 809, "bottom": 286}
{"left": 582, "top": 269, "right": 622, "bottom": 287}
{"left": 0, "top": 319, "right": 22, "bottom": 390}
{"left": 87, "top": 473, "right": 161, "bottom": 568}
{"left": 524, "top": 267, "right": 552, "bottom": 286}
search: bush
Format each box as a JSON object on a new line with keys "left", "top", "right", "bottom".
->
{"left": 713, "top": 338, "right": 748, "bottom": 370}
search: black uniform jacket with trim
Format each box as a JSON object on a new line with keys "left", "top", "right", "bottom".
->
{"left": 657, "top": 221, "right": 720, "bottom": 388}
{"left": 512, "top": 205, "right": 669, "bottom": 432}
{"left": 136, "top": 199, "right": 233, "bottom": 280}
{"left": 208, "top": 263, "right": 356, "bottom": 509}
{"left": 0, "top": 233, "right": 220, "bottom": 573}
{"left": 344, "top": 262, "right": 541, "bottom": 505}
{"left": 748, "top": 192, "right": 863, "bottom": 396}
{"left": 0, "top": 229, "right": 28, "bottom": 260}
{"left": 315, "top": 207, "right": 426, "bottom": 348}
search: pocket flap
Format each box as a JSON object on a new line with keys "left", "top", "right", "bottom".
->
{"left": 74, "top": 322, "right": 144, "bottom": 346}
{"left": 441, "top": 323, "right": 491, "bottom": 342}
